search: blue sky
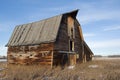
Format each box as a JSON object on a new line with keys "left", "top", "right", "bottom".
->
{"left": 0, "top": 0, "right": 120, "bottom": 56}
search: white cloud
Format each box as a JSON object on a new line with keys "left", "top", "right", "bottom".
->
{"left": 103, "top": 26, "right": 120, "bottom": 31}
{"left": 71, "top": 1, "right": 120, "bottom": 25}
{"left": 83, "top": 33, "right": 96, "bottom": 37}
{"left": 86, "top": 39, "right": 120, "bottom": 56}
{"left": 0, "top": 46, "right": 7, "bottom": 56}
{"left": 78, "top": 10, "right": 120, "bottom": 25}
{"left": 20, "top": 1, "right": 120, "bottom": 25}
{"left": 87, "top": 39, "right": 120, "bottom": 49}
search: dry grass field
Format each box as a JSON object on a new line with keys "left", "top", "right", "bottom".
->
{"left": 1, "top": 58, "right": 120, "bottom": 80}
{"left": 0, "top": 62, "right": 7, "bottom": 80}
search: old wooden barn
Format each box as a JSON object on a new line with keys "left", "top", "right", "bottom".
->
{"left": 6, "top": 10, "right": 93, "bottom": 67}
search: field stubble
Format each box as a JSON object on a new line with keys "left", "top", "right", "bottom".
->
{"left": 1, "top": 58, "right": 120, "bottom": 80}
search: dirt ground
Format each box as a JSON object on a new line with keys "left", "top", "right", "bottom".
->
{"left": 1, "top": 58, "right": 120, "bottom": 80}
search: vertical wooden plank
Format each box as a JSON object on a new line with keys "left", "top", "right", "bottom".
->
{"left": 67, "top": 16, "right": 75, "bottom": 51}
{"left": 84, "top": 53, "right": 86, "bottom": 63}
{"left": 78, "top": 25, "right": 84, "bottom": 41}
{"left": 75, "top": 19, "right": 84, "bottom": 41}
{"left": 72, "top": 41, "right": 74, "bottom": 51}
{"left": 90, "top": 54, "right": 93, "bottom": 60}
{"left": 77, "top": 23, "right": 85, "bottom": 63}
{"left": 82, "top": 41, "right": 84, "bottom": 63}
{"left": 69, "top": 54, "right": 76, "bottom": 66}
{"left": 68, "top": 16, "right": 73, "bottom": 36}
{"left": 51, "top": 51, "right": 53, "bottom": 68}
{"left": 72, "top": 54, "right": 76, "bottom": 65}
{"left": 74, "top": 54, "right": 76, "bottom": 65}
{"left": 70, "top": 55, "right": 73, "bottom": 66}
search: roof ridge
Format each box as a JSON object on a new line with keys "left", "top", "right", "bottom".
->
{"left": 16, "top": 9, "right": 79, "bottom": 26}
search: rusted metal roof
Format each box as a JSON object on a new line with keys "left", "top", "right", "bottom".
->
{"left": 6, "top": 10, "right": 79, "bottom": 47}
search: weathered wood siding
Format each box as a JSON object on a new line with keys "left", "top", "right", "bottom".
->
{"left": 7, "top": 43, "right": 54, "bottom": 66}
{"left": 84, "top": 46, "right": 92, "bottom": 61}
{"left": 69, "top": 54, "right": 76, "bottom": 65}
{"left": 74, "top": 21, "right": 83, "bottom": 62}
{"left": 53, "top": 51, "right": 69, "bottom": 66}
{"left": 7, "top": 14, "right": 93, "bottom": 67}
{"left": 54, "top": 16, "right": 69, "bottom": 51}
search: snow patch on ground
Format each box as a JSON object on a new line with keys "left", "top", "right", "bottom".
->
{"left": 68, "top": 65, "right": 75, "bottom": 69}
{"left": 88, "top": 65, "right": 99, "bottom": 68}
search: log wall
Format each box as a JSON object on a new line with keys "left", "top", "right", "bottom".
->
{"left": 7, "top": 43, "right": 54, "bottom": 66}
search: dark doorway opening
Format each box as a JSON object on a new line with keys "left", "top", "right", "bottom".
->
{"left": 70, "top": 40, "right": 72, "bottom": 51}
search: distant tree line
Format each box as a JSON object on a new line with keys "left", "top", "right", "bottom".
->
{"left": 108, "top": 55, "right": 120, "bottom": 57}
{"left": 93, "top": 55, "right": 103, "bottom": 57}
{"left": 93, "top": 55, "right": 120, "bottom": 57}
{"left": 0, "top": 56, "right": 7, "bottom": 59}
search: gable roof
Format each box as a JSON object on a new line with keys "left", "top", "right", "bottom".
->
{"left": 6, "top": 10, "right": 79, "bottom": 47}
